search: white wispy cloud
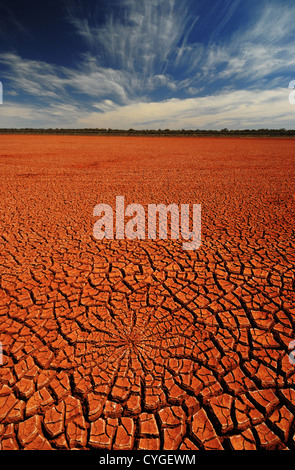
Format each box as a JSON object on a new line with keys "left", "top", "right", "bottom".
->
{"left": 65, "top": 0, "right": 295, "bottom": 100}
{"left": 0, "top": 53, "right": 68, "bottom": 99}
{"left": 76, "top": 88, "right": 294, "bottom": 129}
{"left": 66, "top": 0, "right": 202, "bottom": 97}
{"left": 1, "top": 1, "right": 295, "bottom": 129}
{"left": 1, "top": 88, "right": 293, "bottom": 130}
{"left": 0, "top": 52, "right": 130, "bottom": 104}
{"left": 67, "top": 0, "right": 198, "bottom": 72}
{"left": 202, "top": 3, "right": 295, "bottom": 83}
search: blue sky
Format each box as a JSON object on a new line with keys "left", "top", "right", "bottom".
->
{"left": 0, "top": 0, "right": 295, "bottom": 129}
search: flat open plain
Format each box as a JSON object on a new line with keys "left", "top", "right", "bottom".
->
{"left": 0, "top": 135, "right": 294, "bottom": 450}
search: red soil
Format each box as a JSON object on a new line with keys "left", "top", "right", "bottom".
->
{"left": 0, "top": 135, "right": 294, "bottom": 450}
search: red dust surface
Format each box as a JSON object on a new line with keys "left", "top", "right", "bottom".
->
{"left": 0, "top": 135, "right": 294, "bottom": 450}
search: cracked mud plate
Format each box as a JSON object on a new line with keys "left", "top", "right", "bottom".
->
{"left": 0, "top": 135, "right": 295, "bottom": 451}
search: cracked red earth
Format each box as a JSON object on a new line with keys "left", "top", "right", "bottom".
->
{"left": 0, "top": 135, "right": 295, "bottom": 450}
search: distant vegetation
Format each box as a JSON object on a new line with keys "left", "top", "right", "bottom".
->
{"left": 0, "top": 128, "right": 295, "bottom": 137}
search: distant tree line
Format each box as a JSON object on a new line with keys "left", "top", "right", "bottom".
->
{"left": 0, "top": 128, "right": 295, "bottom": 137}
